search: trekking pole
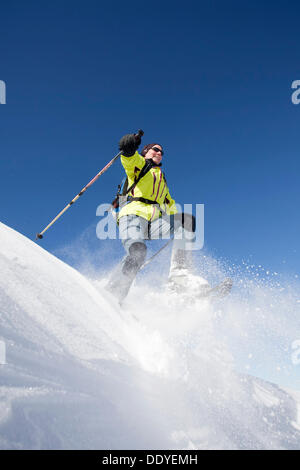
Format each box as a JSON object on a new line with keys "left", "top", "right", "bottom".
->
{"left": 36, "top": 129, "right": 144, "bottom": 240}
{"left": 140, "top": 237, "right": 173, "bottom": 270}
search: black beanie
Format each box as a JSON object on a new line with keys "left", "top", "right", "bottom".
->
{"left": 141, "top": 143, "right": 163, "bottom": 157}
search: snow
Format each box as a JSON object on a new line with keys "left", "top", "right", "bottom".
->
{"left": 0, "top": 222, "right": 300, "bottom": 449}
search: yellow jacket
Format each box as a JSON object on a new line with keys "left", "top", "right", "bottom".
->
{"left": 118, "top": 151, "right": 178, "bottom": 222}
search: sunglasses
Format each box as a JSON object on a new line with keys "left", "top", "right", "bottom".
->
{"left": 152, "top": 146, "right": 164, "bottom": 155}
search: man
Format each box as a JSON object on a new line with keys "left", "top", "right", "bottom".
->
{"left": 106, "top": 132, "right": 209, "bottom": 303}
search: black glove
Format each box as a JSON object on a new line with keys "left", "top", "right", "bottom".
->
{"left": 119, "top": 133, "right": 141, "bottom": 157}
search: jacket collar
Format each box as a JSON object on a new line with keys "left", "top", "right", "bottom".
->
{"left": 146, "top": 158, "right": 162, "bottom": 168}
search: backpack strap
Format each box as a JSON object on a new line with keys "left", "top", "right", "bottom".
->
{"left": 112, "top": 160, "right": 164, "bottom": 212}
{"left": 126, "top": 197, "right": 167, "bottom": 215}
{"left": 124, "top": 159, "right": 153, "bottom": 196}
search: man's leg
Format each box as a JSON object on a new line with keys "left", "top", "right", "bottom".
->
{"left": 150, "top": 213, "right": 209, "bottom": 292}
{"left": 106, "top": 215, "right": 148, "bottom": 303}
{"left": 170, "top": 213, "right": 209, "bottom": 292}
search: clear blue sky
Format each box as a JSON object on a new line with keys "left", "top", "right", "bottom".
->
{"left": 1, "top": 0, "right": 300, "bottom": 276}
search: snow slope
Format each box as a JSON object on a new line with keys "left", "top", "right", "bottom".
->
{"left": 0, "top": 222, "right": 300, "bottom": 449}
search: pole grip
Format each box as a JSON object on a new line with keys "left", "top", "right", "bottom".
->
{"left": 135, "top": 129, "right": 144, "bottom": 138}
{"left": 134, "top": 129, "right": 144, "bottom": 142}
